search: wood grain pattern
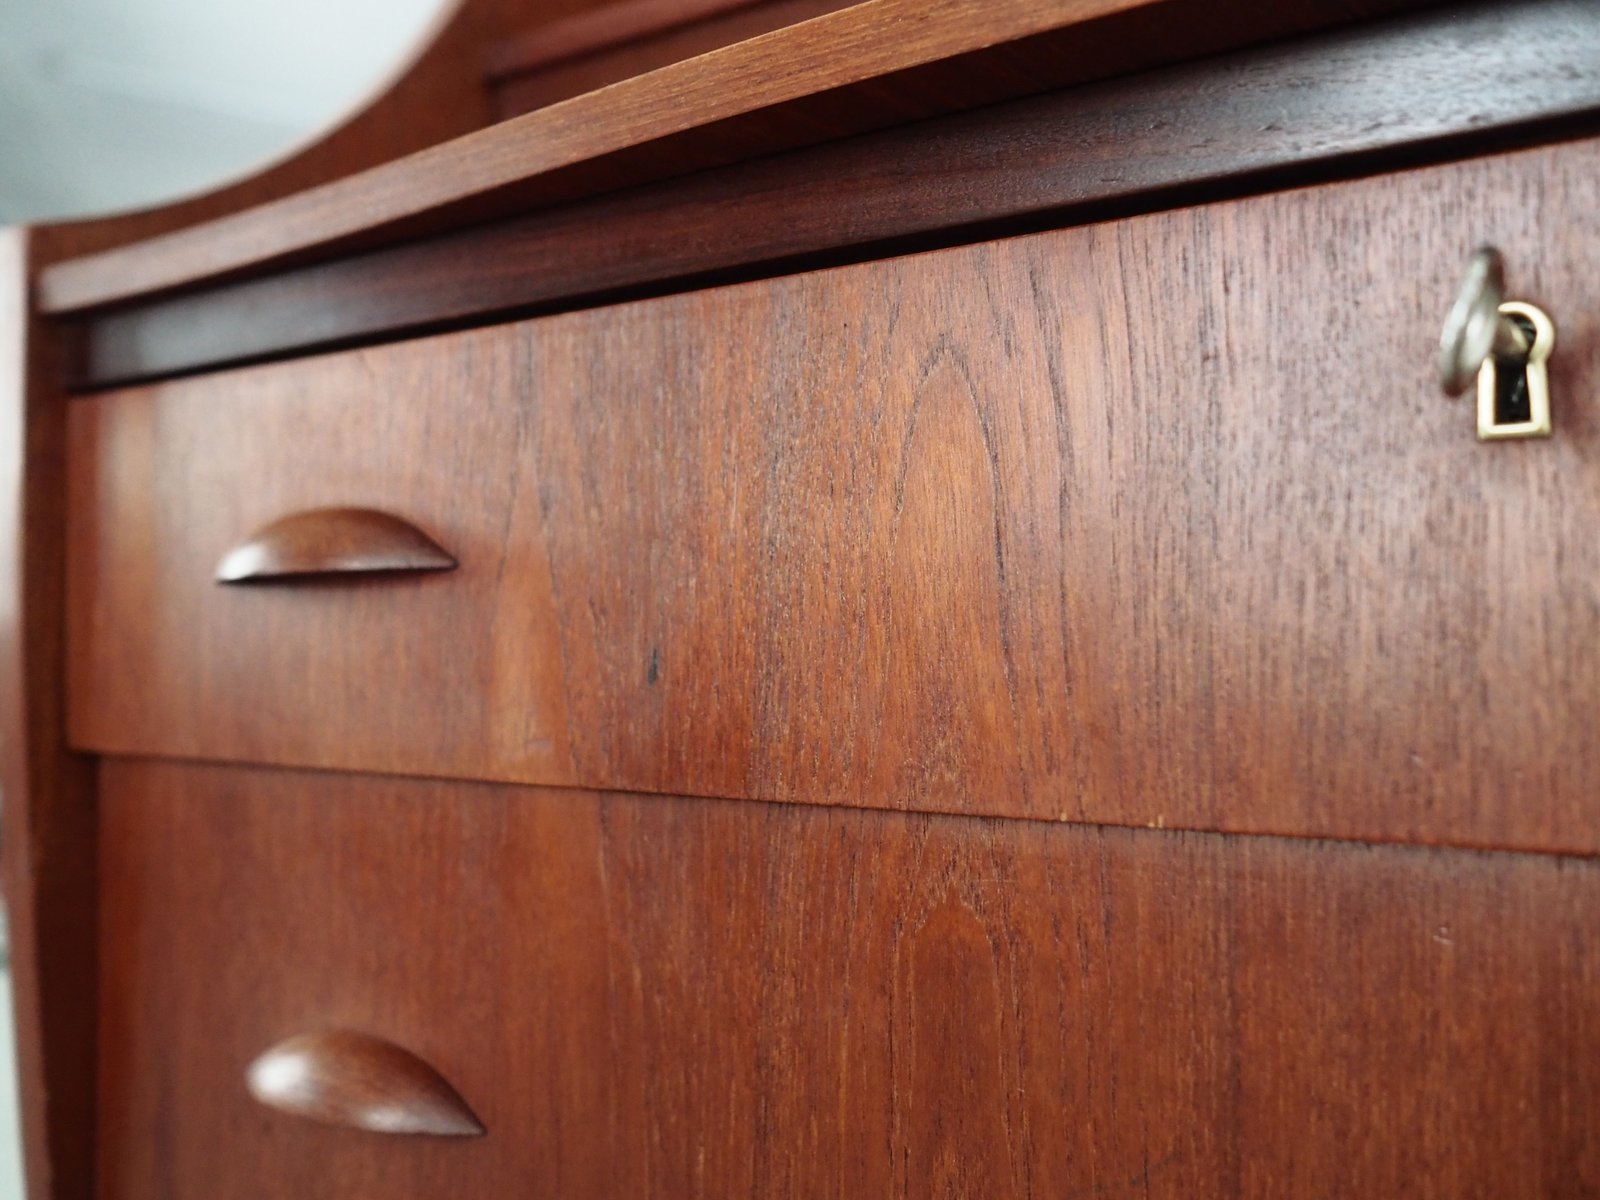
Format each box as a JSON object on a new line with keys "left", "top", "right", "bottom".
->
{"left": 66, "top": 336, "right": 574, "bottom": 786}
{"left": 67, "top": 136, "right": 1600, "bottom": 856}
{"left": 75, "top": 0, "right": 1600, "bottom": 390}
{"left": 0, "top": 231, "right": 99, "bottom": 1200}
{"left": 37, "top": 0, "right": 1441, "bottom": 313}
{"left": 97, "top": 759, "right": 1600, "bottom": 1199}
{"left": 246, "top": 1031, "right": 485, "bottom": 1136}
{"left": 215, "top": 508, "right": 457, "bottom": 583}
{"left": 533, "top": 133, "right": 1600, "bottom": 851}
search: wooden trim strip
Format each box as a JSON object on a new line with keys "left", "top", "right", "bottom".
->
{"left": 37, "top": 0, "right": 1440, "bottom": 315}
{"left": 73, "top": 0, "right": 1600, "bottom": 389}
{"left": 489, "top": 0, "right": 860, "bottom": 120}
{"left": 0, "top": 233, "right": 99, "bottom": 1200}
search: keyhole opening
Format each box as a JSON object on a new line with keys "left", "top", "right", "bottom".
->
{"left": 1491, "top": 313, "right": 1538, "bottom": 428}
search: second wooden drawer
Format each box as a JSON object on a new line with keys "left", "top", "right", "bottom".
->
{"left": 97, "top": 760, "right": 1600, "bottom": 1198}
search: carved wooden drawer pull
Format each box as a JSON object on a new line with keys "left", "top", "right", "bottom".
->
{"left": 246, "top": 1030, "right": 485, "bottom": 1136}
{"left": 215, "top": 507, "right": 457, "bottom": 583}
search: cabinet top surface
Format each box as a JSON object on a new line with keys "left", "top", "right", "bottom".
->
{"left": 35, "top": 0, "right": 1435, "bottom": 316}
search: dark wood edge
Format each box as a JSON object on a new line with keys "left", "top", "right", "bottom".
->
{"left": 0, "top": 231, "right": 99, "bottom": 1200}
{"left": 36, "top": 0, "right": 1444, "bottom": 314}
{"left": 70, "top": 0, "right": 1600, "bottom": 390}
{"left": 81, "top": 749, "right": 1600, "bottom": 862}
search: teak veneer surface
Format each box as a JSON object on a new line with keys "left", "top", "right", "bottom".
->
{"left": 67, "top": 136, "right": 1600, "bottom": 856}
{"left": 38, "top": 0, "right": 1441, "bottom": 313}
{"left": 98, "top": 760, "right": 1600, "bottom": 1199}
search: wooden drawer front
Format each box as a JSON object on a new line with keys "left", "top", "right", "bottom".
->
{"left": 71, "top": 137, "right": 1600, "bottom": 853}
{"left": 66, "top": 339, "right": 574, "bottom": 785}
{"left": 99, "top": 760, "right": 1600, "bottom": 1198}
{"left": 531, "top": 136, "right": 1600, "bottom": 854}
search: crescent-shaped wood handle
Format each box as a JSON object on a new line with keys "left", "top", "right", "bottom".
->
{"left": 246, "top": 1030, "right": 485, "bottom": 1136}
{"left": 215, "top": 507, "right": 457, "bottom": 583}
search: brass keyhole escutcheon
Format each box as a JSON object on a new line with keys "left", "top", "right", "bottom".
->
{"left": 1477, "top": 300, "right": 1554, "bottom": 440}
{"left": 1439, "top": 247, "right": 1557, "bottom": 441}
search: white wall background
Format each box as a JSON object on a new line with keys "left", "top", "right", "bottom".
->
{"left": 0, "top": 956, "right": 20, "bottom": 1200}
{"left": 0, "top": 0, "right": 447, "bottom": 223}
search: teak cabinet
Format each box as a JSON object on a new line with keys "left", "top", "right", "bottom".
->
{"left": 8, "top": 1, "right": 1600, "bottom": 1197}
